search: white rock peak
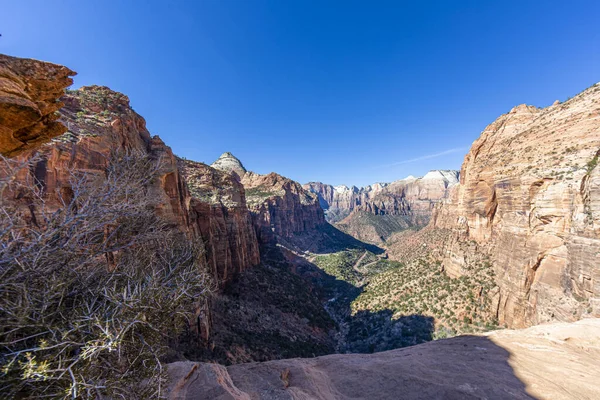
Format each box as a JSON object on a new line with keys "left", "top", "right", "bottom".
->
{"left": 334, "top": 185, "right": 349, "bottom": 194}
{"left": 211, "top": 152, "right": 247, "bottom": 176}
{"left": 422, "top": 170, "right": 459, "bottom": 185}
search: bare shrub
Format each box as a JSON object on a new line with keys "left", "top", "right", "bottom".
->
{"left": 0, "top": 152, "right": 212, "bottom": 398}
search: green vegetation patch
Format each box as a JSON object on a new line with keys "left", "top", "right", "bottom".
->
{"left": 245, "top": 185, "right": 280, "bottom": 204}
{"left": 351, "top": 258, "right": 498, "bottom": 338}
{"left": 313, "top": 249, "right": 364, "bottom": 285}
{"left": 586, "top": 154, "right": 599, "bottom": 173}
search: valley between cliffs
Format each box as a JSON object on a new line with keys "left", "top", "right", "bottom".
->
{"left": 1, "top": 53, "right": 599, "bottom": 399}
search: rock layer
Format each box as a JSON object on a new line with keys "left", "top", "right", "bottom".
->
{"left": 305, "top": 171, "right": 458, "bottom": 243}
{"left": 6, "top": 85, "right": 260, "bottom": 289}
{"left": 8, "top": 85, "right": 190, "bottom": 228}
{"left": 432, "top": 83, "right": 600, "bottom": 328}
{"left": 210, "top": 153, "right": 326, "bottom": 245}
{"left": 181, "top": 159, "right": 260, "bottom": 285}
{"left": 0, "top": 54, "right": 76, "bottom": 156}
{"left": 242, "top": 172, "right": 326, "bottom": 243}
{"left": 305, "top": 170, "right": 458, "bottom": 226}
{"left": 211, "top": 151, "right": 248, "bottom": 178}
{"left": 167, "top": 319, "right": 600, "bottom": 400}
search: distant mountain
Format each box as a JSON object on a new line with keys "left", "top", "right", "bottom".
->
{"left": 210, "top": 152, "right": 326, "bottom": 244}
{"left": 210, "top": 151, "right": 247, "bottom": 178}
{"left": 304, "top": 170, "right": 459, "bottom": 243}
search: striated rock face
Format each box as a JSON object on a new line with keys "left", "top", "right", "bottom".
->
{"left": 180, "top": 159, "right": 260, "bottom": 285}
{"left": 8, "top": 85, "right": 190, "bottom": 228}
{"left": 3, "top": 82, "right": 262, "bottom": 345}
{"left": 241, "top": 172, "right": 326, "bottom": 244}
{"left": 335, "top": 212, "right": 414, "bottom": 244}
{"left": 433, "top": 83, "right": 600, "bottom": 328}
{"left": 305, "top": 170, "right": 458, "bottom": 225}
{"left": 7, "top": 85, "right": 260, "bottom": 290}
{"left": 305, "top": 171, "right": 458, "bottom": 243}
{"left": 210, "top": 153, "right": 326, "bottom": 245}
{"left": 167, "top": 319, "right": 600, "bottom": 400}
{"left": 0, "top": 54, "right": 76, "bottom": 156}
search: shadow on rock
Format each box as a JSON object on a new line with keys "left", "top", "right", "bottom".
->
{"left": 168, "top": 334, "right": 538, "bottom": 399}
{"left": 283, "top": 222, "right": 384, "bottom": 255}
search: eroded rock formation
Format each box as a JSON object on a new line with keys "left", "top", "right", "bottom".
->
{"left": 210, "top": 151, "right": 247, "bottom": 179}
{"left": 210, "top": 153, "right": 326, "bottom": 244}
{"left": 180, "top": 159, "right": 260, "bottom": 284}
{"left": 8, "top": 85, "right": 190, "bottom": 228}
{"left": 6, "top": 85, "right": 260, "bottom": 289}
{"left": 0, "top": 54, "right": 76, "bottom": 156}
{"left": 242, "top": 172, "right": 325, "bottom": 243}
{"left": 432, "top": 83, "right": 600, "bottom": 328}
{"left": 305, "top": 171, "right": 458, "bottom": 243}
{"left": 305, "top": 170, "right": 458, "bottom": 225}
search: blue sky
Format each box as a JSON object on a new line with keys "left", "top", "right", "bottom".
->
{"left": 1, "top": 1, "right": 599, "bottom": 186}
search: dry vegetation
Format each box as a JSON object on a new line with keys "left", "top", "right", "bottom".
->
{"left": 0, "top": 153, "right": 212, "bottom": 399}
{"left": 352, "top": 258, "right": 498, "bottom": 338}
{"left": 313, "top": 243, "right": 498, "bottom": 348}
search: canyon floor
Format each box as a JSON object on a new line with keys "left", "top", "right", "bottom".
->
{"left": 168, "top": 318, "right": 600, "bottom": 400}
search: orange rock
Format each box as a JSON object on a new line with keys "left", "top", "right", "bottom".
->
{"left": 181, "top": 159, "right": 260, "bottom": 285}
{"left": 241, "top": 171, "right": 326, "bottom": 243}
{"left": 0, "top": 54, "right": 75, "bottom": 156}
{"left": 210, "top": 152, "right": 327, "bottom": 245}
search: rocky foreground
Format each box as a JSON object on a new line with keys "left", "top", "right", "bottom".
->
{"left": 167, "top": 319, "right": 600, "bottom": 400}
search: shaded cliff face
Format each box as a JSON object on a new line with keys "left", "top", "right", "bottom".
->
{"left": 305, "top": 171, "right": 458, "bottom": 242}
{"left": 433, "top": 83, "right": 600, "bottom": 328}
{"left": 180, "top": 159, "right": 260, "bottom": 285}
{"left": 208, "top": 154, "right": 326, "bottom": 245}
{"left": 0, "top": 54, "right": 76, "bottom": 156}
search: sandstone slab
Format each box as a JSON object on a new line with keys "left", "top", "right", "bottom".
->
{"left": 168, "top": 319, "right": 600, "bottom": 400}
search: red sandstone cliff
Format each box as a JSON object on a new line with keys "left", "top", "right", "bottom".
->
{"left": 180, "top": 159, "right": 260, "bottom": 284}
{"left": 0, "top": 54, "right": 75, "bottom": 157}
{"left": 210, "top": 152, "right": 326, "bottom": 245}
{"left": 432, "top": 83, "right": 600, "bottom": 328}
{"left": 7, "top": 86, "right": 190, "bottom": 229}
{"left": 242, "top": 171, "right": 326, "bottom": 243}
{"left": 4, "top": 83, "right": 259, "bottom": 288}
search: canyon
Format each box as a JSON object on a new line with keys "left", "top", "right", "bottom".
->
{"left": 1, "top": 53, "right": 599, "bottom": 399}
{"left": 305, "top": 170, "right": 458, "bottom": 243}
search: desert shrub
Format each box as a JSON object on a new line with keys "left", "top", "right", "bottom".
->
{"left": 313, "top": 250, "right": 362, "bottom": 284}
{"left": 586, "top": 154, "right": 598, "bottom": 173}
{"left": 0, "top": 152, "right": 212, "bottom": 398}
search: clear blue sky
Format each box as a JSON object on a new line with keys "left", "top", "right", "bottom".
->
{"left": 2, "top": 1, "right": 599, "bottom": 186}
